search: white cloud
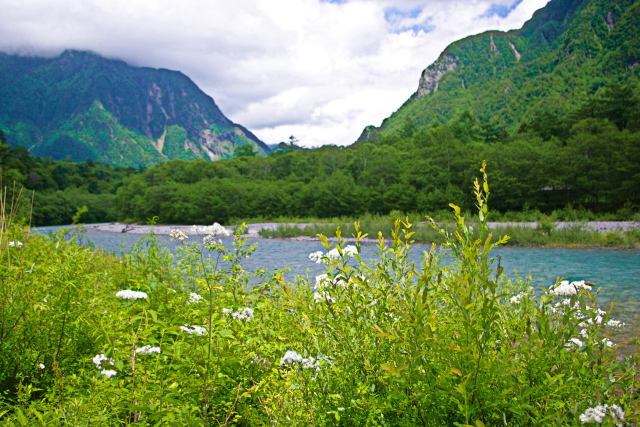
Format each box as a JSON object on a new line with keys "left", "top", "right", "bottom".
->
{"left": 0, "top": 0, "right": 549, "bottom": 147}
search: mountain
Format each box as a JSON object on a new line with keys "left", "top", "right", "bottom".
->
{"left": 0, "top": 50, "right": 269, "bottom": 167}
{"left": 360, "top": 0, "right": 640, "bottom": 141}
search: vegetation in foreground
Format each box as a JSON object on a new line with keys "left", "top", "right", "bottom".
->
{"left": 1, "top": 164, "right": 638, "bottom": 425}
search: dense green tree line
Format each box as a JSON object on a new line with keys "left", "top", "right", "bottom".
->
{"left": 2, "top": 84, "right": 639, "bottom": 225}
{"left": 0, "top": 137, "right": 136, "bottom": 224}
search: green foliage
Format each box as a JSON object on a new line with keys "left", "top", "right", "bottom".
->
{"left": 1, "top": 165, "right": 637, "bottom": 424}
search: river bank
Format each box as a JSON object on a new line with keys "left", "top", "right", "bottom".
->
{"left": 79, "top": 220, "right": 640, "bottom": 248}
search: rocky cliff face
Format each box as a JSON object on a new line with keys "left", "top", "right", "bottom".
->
{"left": 416, "top": 54, "right": 458, "bottom": 98}
{"left": 0, "top": 50, "right": 269, "bottom": 167}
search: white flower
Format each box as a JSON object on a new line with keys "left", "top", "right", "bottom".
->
{"left": 92, "top": 354, "right": 114, "bottom": 369}
{"left": 8, "top": 241, "right": 23, "bottom": 248}
{"left": 579, "top": 404, "right": 625, "bottom": 424}
{"left": 549, "top": 280, "right": 592, "bottom": 296}
{"left": 232, "top": 307, "right": 254, "bottom": 322}
{"left": 135, "top": 345, "right": 161, "bottom": 355}
{"left": 188, "top": 292, "right": 203, "bottom": 304}
{"left": 280, "top": 350, "right": 303, "bottom": 365}
{"left": 308, "top": 251, "right": 324, "bottom": 264}
{"left": 116, "top": 290, "right": 148, "bottom": 300}
{"left": 301, "top": 357, "right": 320, "bottom": 370}
{"left": 39, "top": 363, "right": 45, "bottom": 370}
{"left": 606, "top": 319, "right": 624, "bottom": 328}
{"left": 100, "top": 369, "right": 117, "bottom": 378}
{"left": 203, "top": 235, "right": 222, "bottom": 247}
{"left": 313, "top": 291, "right": 335, "bottom": 304}
{"left": 169, "top": 229, "right": 188, "bottom": 242}
{"left": 180, "top": 325, "right": 207, "bottom": 335}
{"left": 314, "top": 273, "right": 346, "bottom": 291}
{"left": 567, "top": 338, "right": 584, "bottom": 348}
{"left": 223, "top": 307, "right": 254, "bottom": 322}
{"left": 510, "top": 292, "right": 528, "bottom": 304}
{"left": 326, "top": 245, "right": 358, "bottom": 260}
{"left": 601, "top": 338, "right": 614, "bottom": 348}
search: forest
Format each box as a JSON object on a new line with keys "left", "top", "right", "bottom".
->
{"left": 1, "top": 83, "right": 639, "bottom": 226}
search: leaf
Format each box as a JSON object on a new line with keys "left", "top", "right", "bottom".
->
{"left": 217, "top": 329, "right": 235, "bottom": 339}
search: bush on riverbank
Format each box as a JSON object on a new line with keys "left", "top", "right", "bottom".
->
{"left": 1, "top": 164, "right": 638, "bottom": 425}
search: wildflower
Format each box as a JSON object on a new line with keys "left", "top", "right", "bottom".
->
{"left": 601, "top": 338, "right": 614, "bottom": 348}
{"left": 39, "top": 363, "right": 45, "bottom": 370}
{"left": 308, "top": 251, "right": 324, "bottom": 264}
{"left": 606, "top": 319, "right": 624, "bottom": 328}
{"left": 567, "top": 338, "right": 584, "bottom": 348}
{"left": 232, "top": 307, "right": 254, "bottom": 322}
{"left": 116, "top": 289, "right": 148, "bottom": 300}
{"left": 223, "top": 307, "right": 255, "bottom": 322}
{"left": 326, "top": 245, "right": 358, "bottom": 260}
{"left": 314, "top": 273, "right": 346, "bottom": 290}
{"left": 188, "top": 292, "right": 203, "bottom": 303}
{"left": 100, "top": 369, "right": 117, "bottom": 378}
{"left": 8, "top": 241, "right": 23, "bottom": 248}
{"left": 280, "top": 350, "right": 303, "bottom": 365}
{"left": 203, "top": 234, "right": 222, "bottom": 247}
{"left": 313, "top": 291, "right": 335, "bottom": 304}
{"left": 169, "top": 229, "right": 188, "bottom": 242}
{"left": 92, "top": 354, "right": 114, "bottom": 369}
{"left": 510, "top": 292, "right": 528, "bottom": 304}
{"left": 135, "top": 345, "right": 161, "bottom": 355}
{"left": 549, "top": 280, "right": 592, "bottom": 296}
{"left": 280, "top": 351, "right": 327, "bottom": 371}
{"left": 301, "top": 357, "right": 320, "bottom": 370}
{"left": 180, "top": 325, "right": 207, "bottom": 335}
{"left": 579, "top": 404, "right": 624, "bottom": 424}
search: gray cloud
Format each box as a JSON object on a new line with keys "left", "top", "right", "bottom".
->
{"left": 0, "top": 0, "right": 549, "bottom": 147}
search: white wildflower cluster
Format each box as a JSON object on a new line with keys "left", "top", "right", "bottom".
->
{"left": 93, "top": 354, "right": 116, "bottom": 378}
{"left": 314, "top": 273, "right": 347, "bottom": 290}
{"left": 188, "top": 292, "right": 203, "bottom": 304}
{"left": 39, "top": 363, "right": 45, "bottom": 370}
{"left": 510, "top": 292, "right": 530, "bottom": 304}
{"left": 579, "top": 404, "right": 625, "bottom": 424}
{"left": 203, "top": 235, "right": 221, "bottom": 247}
{"left": 116, "top": 289, "right": 148, "bottom": 300}
{"left": 308, "top": 245, "right": 358, "bottom": 264}
{"left": 191, "top": 223, "right": 231, "bottom": 237}
{"left": 223, "top": 307, "right": 254, "bottom": 322}
{"left": 169, "top": 229, "right": 188, "bottom": 242}
{"left": 101, "top": 370, "right": 117, "bottom": 378}
{"left": 8, "top": 241, "right": 23, "bottom": 248}
{"left": 308, "top": 251, "right": 324, "bottom": 264}
{"left": 180, "top": 325, "right": 207, "bottom": 335}
{"left": 313, "top": 291, "right": 336, "bottom": 304}
{"left": 135, "top": 345, "right": 161, "bottom": 355}
{"left": 549, "top": 280, "right": 592, "bottom": 296}
{"left": 92, "top": 354, "right": 114, "bottom": 369}
{"left": 279, "top": 350, "right": 327, "bottom": 371}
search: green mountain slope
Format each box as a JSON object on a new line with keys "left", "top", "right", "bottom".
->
{"left": 361, "top": 0, "right": 640, "bottom": 141}
{"left": 0, "top": 50, "right": 269, "bottom": 167}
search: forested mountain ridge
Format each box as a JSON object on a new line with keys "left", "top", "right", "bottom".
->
{"left": 0, "top": 50, "right": 269, "bottom": 167}
{"left": 360, "top": 0, "right": 640, "bottom": 141}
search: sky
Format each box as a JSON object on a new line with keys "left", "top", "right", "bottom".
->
{"left": 1, "top": 0, "right": 550, "bottom": 148}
